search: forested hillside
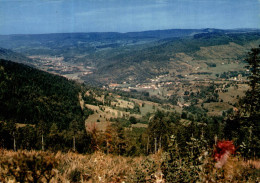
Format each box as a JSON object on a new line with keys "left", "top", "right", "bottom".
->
{"left": 0, "top": 59, "right": 94, "bottom": 151}
{"left": 0, "top": 59, "right": 85, "bottom": 129}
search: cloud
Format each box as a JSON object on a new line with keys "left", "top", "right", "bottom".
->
{"left": 75, "top": 1, "right": 168, "bottom": 16}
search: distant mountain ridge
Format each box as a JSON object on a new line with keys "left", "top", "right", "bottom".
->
{"left": 1, "top": 28, "right": 259, "bottom": 50}
{"left": 0, "top": 29, "right": 259, "bottom": 85}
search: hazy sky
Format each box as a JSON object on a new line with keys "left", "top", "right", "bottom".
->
{"left": 0, "top": 0, "right": 259, "bottom": 35}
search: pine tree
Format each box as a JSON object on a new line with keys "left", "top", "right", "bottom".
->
{"left": 38, "top": 120, "right": 47, "bottom": 151}
{"left": 224, "top": 46, "right": 260, "bottom": 158}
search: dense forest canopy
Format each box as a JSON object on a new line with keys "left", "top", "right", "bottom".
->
{"left": 0, "top": 59, "right": 84, "bottom": 129}
{"left": 0, "top": 59, "right": 96, "bottom": 152}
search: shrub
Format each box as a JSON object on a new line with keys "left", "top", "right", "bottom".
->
{"left": 0, "top": 150, "right": 58, "bottom": 182}
{"left": 68, "top": 168, "right": 82, "bottom": 183}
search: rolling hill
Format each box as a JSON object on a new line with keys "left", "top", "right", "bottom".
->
{"left": 83, "top": 32, "right": 260, "bottom": 84}
{"left": 0, "top": 29, "right": 259, "bottom": 85}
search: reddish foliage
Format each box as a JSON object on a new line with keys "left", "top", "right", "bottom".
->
{"left": 214, "top": 140, "right": 236, "bottom": 162}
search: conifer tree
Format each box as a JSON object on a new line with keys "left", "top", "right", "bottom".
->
{"left": 224, "top": 46, "right": 260, "bottom": 158}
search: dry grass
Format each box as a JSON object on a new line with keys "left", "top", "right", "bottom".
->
{"left": 218, "top": 84, "right": 249, "bottom": 104}
{"left": 0, "top": 150, "right": 163, "bottom": 183}
{"left": 111, "top": 98, "right": 135, "bottom": 109}
{"left": 210, "top": 156, "right": 260, "bottom": 182}
{"left": 0, "top": 149, "right": 259, "bottom": 183}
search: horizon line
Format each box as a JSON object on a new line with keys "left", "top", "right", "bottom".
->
{"left": 1, "top": 27, "right": 260, "bottom": 36}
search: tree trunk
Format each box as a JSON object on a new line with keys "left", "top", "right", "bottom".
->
{"left": 106, "top": 140, "right": 109, "bottom": 154}
{"left": 13, "top": 132, "right": 16, "bottom": 151}
{"left": 73, "top": 135, "right": 76, "bottom": 152}
{"left": 159, "top": 135, "right": 162, "bottom": 150}
{"left": 147, "top": 136, "right": 149, "bottom": 154}
{"left": 154, "top": 137, "right": 157, "bottom": 153}
{"left": 214, "top": 134, "right": 218, "bottom": 145}
{"left": 42, "top": 134, "right": 44, "bottom": 151}
{"left": 191, "top": 133, "right": 194, "bottom": 157}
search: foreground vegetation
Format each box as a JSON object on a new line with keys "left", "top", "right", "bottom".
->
{"left": 0, "top": 149, "right": 259, "bottom": 182}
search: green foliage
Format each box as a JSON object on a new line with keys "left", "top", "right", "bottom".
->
{"left": 242, "top": 46, "right": 260, "bottom": 117}
{"left": 130, "top": 157, "right": 158, "bottom": 182}
{"left": 162, "top": 156, "right": 201, "bottom": 182}
{"left": 0, "top": 59, "right": 84, "bottom": 130}
{"left": 183, "top": 105, "right": 207, "bottom": 118}
{"left": 0, "top": 60, "right": 95, "bottom": 152}
{"left": 129, "top": 116, "right": 137, "bottom": 124}
{"left": 0, "top": 122, "right": 15, "bottom": 149}
{"left": 223, "top": 46, "right": 260, "bottom": 158}
{"left": 148, "top": 110, "right": 181, "bottom": 152}
{"left": 17, "top": 125, "right": 37, "bottom": 150}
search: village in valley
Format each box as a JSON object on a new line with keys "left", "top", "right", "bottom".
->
{"left": 28, "top": 55, "right": 94, "bottom": 81}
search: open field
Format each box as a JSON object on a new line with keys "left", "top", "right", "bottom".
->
{"left": 218, "top": 84, "right": 249, "bottom": 104}
{"left": 111, "top": 98, "right": 135, "bottom": 109}
{"left": 85, "top": 102, "right": 142, "bottom": 131}
{"left": 203, "top": 102, "right": 234, "bottom": 116}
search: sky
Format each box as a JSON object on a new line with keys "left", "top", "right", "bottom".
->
{"left": 0, "top": 0, "right": 259, "bottom": 35}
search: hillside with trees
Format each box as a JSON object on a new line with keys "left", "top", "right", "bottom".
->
{"left": 0, "top": 44, "right": 259, "bottom": 182}
{"left": 0, "top": 59, "right": 93, "bottom": 151}
{"left": 84, "top": 32, "right": 260, "bottom": 84}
